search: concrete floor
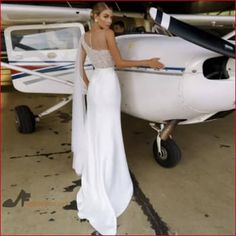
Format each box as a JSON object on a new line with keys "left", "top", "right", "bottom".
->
{"left": 1, "top": 88, "right": 235, "bottom": 235}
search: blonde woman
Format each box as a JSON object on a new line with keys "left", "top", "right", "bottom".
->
{"left": 72, "top": 2, "right": 164, "bottom": 235}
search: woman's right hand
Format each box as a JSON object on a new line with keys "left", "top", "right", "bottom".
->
{"left": 85, "top": 81, "right": 89, "bottom": 89}
{"left": 148, "top": 58, "right": 165, "bottom": 69}
{"left": 83, "top": 78, "right": 89, "bottom": 89}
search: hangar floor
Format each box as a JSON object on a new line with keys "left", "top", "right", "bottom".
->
{"left": 1, "top": 88, "right": 234, "bottom": 235}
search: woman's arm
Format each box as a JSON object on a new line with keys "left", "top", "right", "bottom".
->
{"left": 105, "top": 29, "right": 164, "bottom": 69}
{"left": 81, "top": 45, "right": 90, "bottom": 88}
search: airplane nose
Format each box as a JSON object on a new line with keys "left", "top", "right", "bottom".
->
{"left": 182, "top": 56, "right": 235, "bottom": 113}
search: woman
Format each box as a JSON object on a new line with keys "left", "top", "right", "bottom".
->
{"left": 72, "top": 2, "right": 164, "bottom": 235}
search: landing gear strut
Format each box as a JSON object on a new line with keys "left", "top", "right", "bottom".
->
{"left": 150, "top": 122, "right": 181, "bottom": 168}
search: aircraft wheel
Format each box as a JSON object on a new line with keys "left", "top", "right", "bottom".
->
{"left": 15, "top": 105, "right": 36, "bottom": 133}
{"left": 153, "top": 138, "right": 181, "bottom": 168}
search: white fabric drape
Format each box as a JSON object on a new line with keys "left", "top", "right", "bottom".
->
{"left": 71, "top": 38, "right": 87, "bottom": 176}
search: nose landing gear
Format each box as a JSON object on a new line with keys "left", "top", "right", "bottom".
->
{"left": 150, "top": 121, "right": 181, "bottom": 168}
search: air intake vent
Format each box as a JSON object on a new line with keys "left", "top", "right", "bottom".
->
{"left": 203, "top": 56, "right": 229, "bottom": 80}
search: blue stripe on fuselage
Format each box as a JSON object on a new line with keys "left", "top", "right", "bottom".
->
{"left": 12, "top": 63, "right": 185, "bottom": 80}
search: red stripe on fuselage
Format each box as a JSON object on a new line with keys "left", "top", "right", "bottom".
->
{"left": 10, "top": 65, "right": 48, "bottom": 75}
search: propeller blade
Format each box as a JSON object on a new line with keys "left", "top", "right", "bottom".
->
{"left": 149, "top": 8, "right": 235, "bottom": 58}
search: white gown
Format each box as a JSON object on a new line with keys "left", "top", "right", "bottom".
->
{"left": 72, "top": 34, "right": 133, "bottom": 235}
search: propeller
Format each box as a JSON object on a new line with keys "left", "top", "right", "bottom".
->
{"left": 149, "top": 7, "right": 235, "bottom": 58}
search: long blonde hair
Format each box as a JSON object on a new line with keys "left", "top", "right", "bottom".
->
{"left": 91, "top": 2, "right": 112, "bottom": 20}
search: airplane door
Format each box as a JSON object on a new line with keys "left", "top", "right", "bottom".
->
{"left": 4, "top": 23, "right": 85, "bottom": 94}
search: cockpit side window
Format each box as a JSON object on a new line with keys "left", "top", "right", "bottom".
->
{"left": 11, "top": 27, "right": 81, "bottom": 51}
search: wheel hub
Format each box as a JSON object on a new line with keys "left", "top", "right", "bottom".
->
{"left": 159, "top": 147, "right": 168, "bottom": 160}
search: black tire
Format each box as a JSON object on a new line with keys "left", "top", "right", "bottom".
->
{"left": 153, "top": 138, "right": 181, "bottom": 168}
{"left": 15, "top": 105, "right": 36, "bottom": 133}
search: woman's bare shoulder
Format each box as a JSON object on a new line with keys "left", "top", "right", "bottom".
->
{"left": 105, "top": 29, "right": 115, "bottom": 39}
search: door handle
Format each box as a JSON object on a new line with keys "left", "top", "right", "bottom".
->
{"left": 47, "top": 52, "right": 57, "bottom": 59}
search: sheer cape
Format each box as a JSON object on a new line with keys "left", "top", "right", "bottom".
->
{"left": 71, "top": 37, "right": 87, "bottom": 176}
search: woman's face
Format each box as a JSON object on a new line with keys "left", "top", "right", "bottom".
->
{"left": 95, "top": 9, "right": 113, "bottom": 29}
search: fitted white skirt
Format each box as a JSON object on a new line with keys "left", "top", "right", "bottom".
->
{"left": 76, "top": 68, "right": 133, "bottom": 235}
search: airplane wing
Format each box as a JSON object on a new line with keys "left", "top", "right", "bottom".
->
{"left": 149, "top": 8, "right": 235, "bottom": 58}
{"left": 171, "top": 14, "right": 234, "bottom": 28}
{"left": 2, "top": 3, "right": 234, "bottom": 27}
{"left": 113, "top": 11, "right": 234, "bottom": 27}
{"left": 1, "top": 4, "right": 91, "bottom": 27}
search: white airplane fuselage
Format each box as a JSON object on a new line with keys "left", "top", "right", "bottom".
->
{"left": 4, "top": 24, "right": 235, "bottom": 125}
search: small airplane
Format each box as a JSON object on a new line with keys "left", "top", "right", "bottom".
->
{"left": 1, "top": 3, "right": 235, "bottom": 168}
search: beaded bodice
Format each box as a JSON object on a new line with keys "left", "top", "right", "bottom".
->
{"left": 81, "top": 34, "right": 114, "bottom": 68}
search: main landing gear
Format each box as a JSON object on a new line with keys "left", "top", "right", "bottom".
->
{"left": 150, "top": 120, "right": 181, "bottom": 168}
{"left": 14, "top": 96, "right": 72, "bottom": 133}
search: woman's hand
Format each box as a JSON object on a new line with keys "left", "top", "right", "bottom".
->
{"left": 83, "top": 77, "right": 89, "bottom": 88}
{"left": 82, "top": 78, "right": 89, "bottom": 93}
{"left": 85, "top": 80, "right": 89, "bottom": 89}
{"left": 148, "top": 58, "right": 165, "bottom": 69}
